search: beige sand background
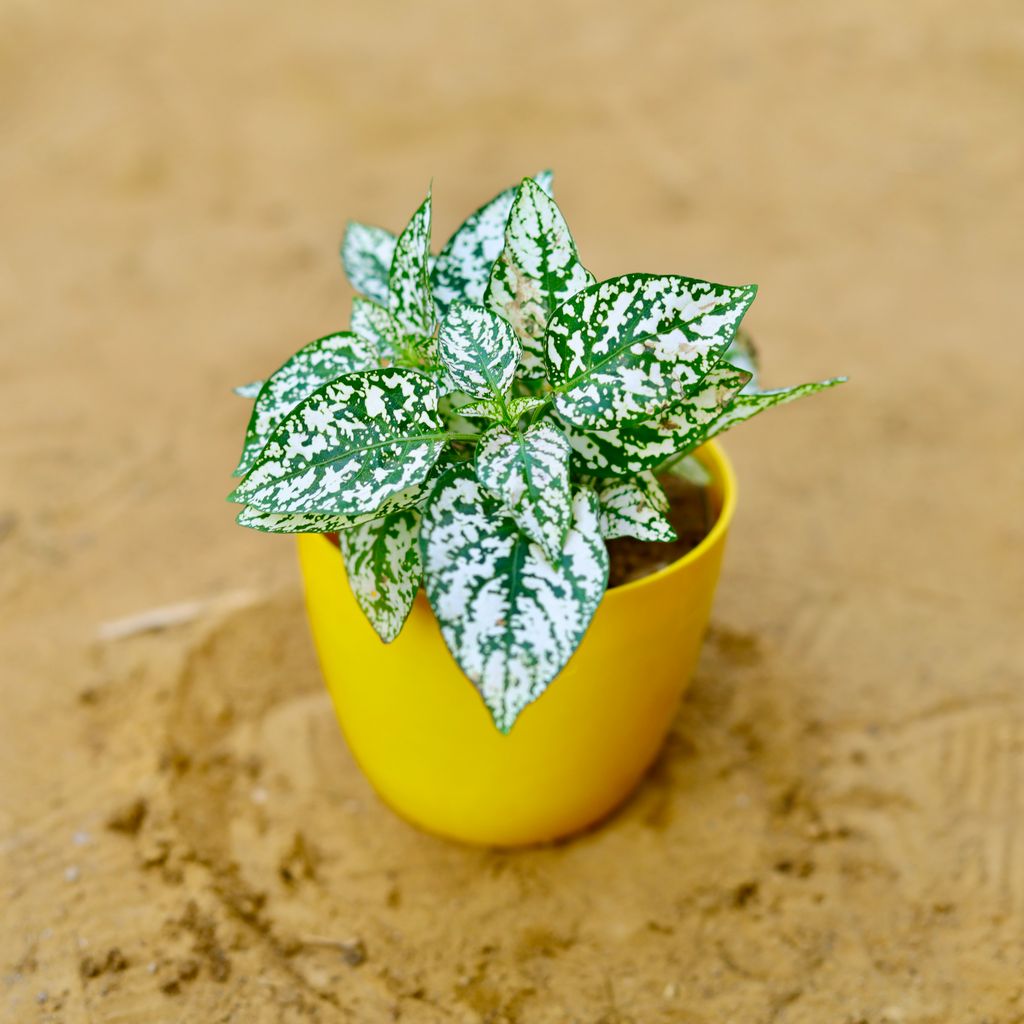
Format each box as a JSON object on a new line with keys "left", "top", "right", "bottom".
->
{"left": 2, "top": 1, "right": 1023, "bottom": 1021}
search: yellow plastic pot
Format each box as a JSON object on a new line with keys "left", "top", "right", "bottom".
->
{"left": 297, "top": 441, "right": 736, "bottom": 847}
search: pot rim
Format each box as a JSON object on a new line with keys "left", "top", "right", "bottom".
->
{"left": 315, "top": 440, "right": 736, "bottom": 601}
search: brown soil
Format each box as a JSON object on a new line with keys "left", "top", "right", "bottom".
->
{"left": 3, "top": 3, "right": 1024, "bottom": 1022}
{"left": 607, "top": 474, "right": 712, "bottom": 588}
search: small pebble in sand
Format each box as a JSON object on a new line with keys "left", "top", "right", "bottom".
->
{"left": 73, "top": 830, "right": 91, "bottom": 846}
{"left": 64, "top": 865, "right": 80, "bottom": 883}
{"left": 106, "top": 797, "right": 148, "bottom": 836}
{"left": 36, "top": 991, "right": 48, "bottom": 1005}
{"left": 340, "top": 939, "right": 367, "bottom": 967}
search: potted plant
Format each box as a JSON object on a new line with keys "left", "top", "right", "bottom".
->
{"left": 229, "top": 174, "right": 843, "bottom": 846}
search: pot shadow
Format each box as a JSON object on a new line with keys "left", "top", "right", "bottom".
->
{"left": 148, "top": 597, "right": 845, "bottom": 1018}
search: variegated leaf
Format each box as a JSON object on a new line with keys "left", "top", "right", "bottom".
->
{"left": 561, "top": 362, "right": 752, "bottom": 475}
{"left": 699, "top": 377, "right": 847, "bottom": 443}
{"left": 229, "top": 368, "right": 445, "bottom": 515}
{"left": 458, "top": 394, "right": 546, "bottom": 423}
{"left": 594, "top": 472, "right": 677, "bottom": 542}
{"left": 455, "top": 397, "right": 500, "bottom": 420}
{"left": 505, "top": 395, "right": 548, "bottom": 419}
{"left": 505, "top": 395, "right": 548, "bottom": 421}
{"left": 475, "top": 423, "right": 572, "bottom": 559}
{"left": 236, "top": 455, "right": 455, "bottom": 533}
{"left": 234, "top": 380, "right": 263, "bottom": 399}
{"left": 341, "top": 222, "right": 396, "bottom": 304}
{"left": 232, "top": 332, "right": 378, "bottom": 478}
{"left": 435, "top": 393, "right": 486, "bottom": 436}
{"left": 485, "top": 178, "right": 595, "bottom": 377}
{"left": 350, "top": 296, "right": 402, "bottom": 365}
{"left": 420, "top": 466, "right": 608, "bottom": 732}
{"left": 238, "top": 505, "right": 370, "bottom": 534}
{"left": 431, "top": 171, "right": 554, "bottom": 315}
{"left": 339, "top": 508, "right": 422, "bottom": 643}
{"left": 547, "top": 273, "right": 757, "bottom": 430}
{"left": 236, "top": 484, "right": 420, "bottom": 534}
{"left": 388, "top": 191, "right": 435, "bottom": 338}
{"left": 437, "top": 302, "right": 520, "bottom": 401}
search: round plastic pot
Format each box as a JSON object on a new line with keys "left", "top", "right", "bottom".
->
{"left": 296, "top": 441, "right": 736, "bottom": 847}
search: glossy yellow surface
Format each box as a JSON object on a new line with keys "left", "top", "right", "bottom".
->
{"left": 297, "top": 442, "right": 737, "bottom": 847}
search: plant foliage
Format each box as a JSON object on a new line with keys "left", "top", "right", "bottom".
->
{"left": 231, "top": 174, "right": 844, "bottom": 731}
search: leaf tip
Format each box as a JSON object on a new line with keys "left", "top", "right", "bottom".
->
{"left": 518, "top": 175, "right": 543, "bottom": 196}
{"left": 493, "top": 711, "right": 517, "bottom": 735}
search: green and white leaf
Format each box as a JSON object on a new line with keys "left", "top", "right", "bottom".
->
{"left": 388, "top": 191, "right": 435, "bottom": 339}
{"left": 485, "top": 178, "right": 595, "bottom": 377}
{"left": 350, "top": 296, "right": 403, "bottom": 365}
{"left": 699, "top": 377, "right": 847, "bottom": 443}
{"left": 593, "top": 472, "right": 676, "bottom": 542}
{"left": 339, "top": 508, "right": 422, "bottom": 643}
{"left": 475, "top": 423, "right": 572, "bottom": 559}
{"left": 547, "top": 273, "right": 757, "bottom": 430}
{"left": 236, "top": 482, "right": 422, "bottom": 534}
{"left": 234, "top": 380, "right": 263, "bottom": 399}
{"left": 236, "top": 454, "right": 455, "bottom": 534}
{"left": 341, "top": 222, "right": 396, "bottom": 305}
{"left": 230, "top": 367, "right": 445, "bottom": 515}
{"left": 237, "top": 505, "right": 367, "bottom": 534}
{"left": 458, "top": 394, "right": 546, "bottom": 424}
{"left": 505, "top": 395, "right": 549, "bottom": 421}
{"left": 420, "top": 466, "right": 608, "bottom": 732}
{"left": 561, "top": 362, "right": 752, "bottom": 475}
{"left": 455, "top": 397, "right": 499, "bottom": 420}
{"left": 232, "top": 332, "right": 377, "bottom": 477}
{"left": 437, "top": 302, "right": 520, "bottom": 401}
{"left": 436, "top": 392, "right": 486, "bottom": 436}
{"left": 431, "top": 171, "right": 553, "bottom": 315}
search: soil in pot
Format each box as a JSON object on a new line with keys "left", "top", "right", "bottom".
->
{"left": 606, "top": 474, "right": 712, "bottom": 588}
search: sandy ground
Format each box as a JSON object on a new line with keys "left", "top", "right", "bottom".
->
{"left": 2, "top": 1, "right": 1023, "bottom": 1021}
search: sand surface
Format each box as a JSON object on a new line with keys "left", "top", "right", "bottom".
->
{"left": 2, "top": 1, "right": 1023, "bottom": 1021}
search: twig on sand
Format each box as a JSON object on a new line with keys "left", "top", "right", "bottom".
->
{"left": 297, "top": 936, "right": 367, "bottom": 966}
{"left": 96, "top": 590, "right": 261, "bottom": 642}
